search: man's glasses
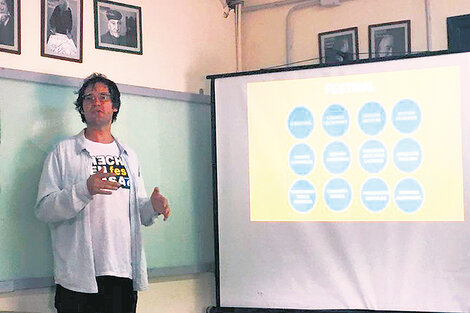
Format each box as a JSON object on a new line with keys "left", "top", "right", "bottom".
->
{"left": 83, "top": 93, "right": 111, "bottom": 103}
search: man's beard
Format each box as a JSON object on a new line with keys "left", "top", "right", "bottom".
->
{"left": 110, "top": 30, "right": 120, "bottom": 38}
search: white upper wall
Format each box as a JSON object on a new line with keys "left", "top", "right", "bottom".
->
{"left": 0, "top": 0, "right": 236, "bottom": 94}
{"left": 241, "top": 0, "right": 470, "bottom": 71}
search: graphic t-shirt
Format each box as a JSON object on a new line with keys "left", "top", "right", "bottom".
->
{"left": 84, "top": 137, "right": 132, "bottom": 279}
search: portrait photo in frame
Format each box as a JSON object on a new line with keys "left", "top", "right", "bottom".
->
{"left": 0, "top": 0, "right": 21, "bottom": 54}
{"left": 319, "top": 27, "right": 359, "bottom": 64}
{"left": 41, "top": 0, "right": 83, "bottom": 62}
{"left": 94, "top": 0, "right": 142, "bottom": 55}
{"left": 447, "top": 14, "right": 470, "bottom": 52}
{"left": 369, "top": 20, "right": 411, "bottom": 58}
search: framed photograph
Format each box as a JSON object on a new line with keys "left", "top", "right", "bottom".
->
{"left": 94, "top": 0, "right": 142, "bottom": 54}
{"left": 369, "top": 20, "right": 411, "bottom": 58}
{"left": 41, "top": 0, "right": 83, "bottom": 62}
{"left": 319, "top": 27, "right": 359, "bottom": 64}
{"left": 447, "top": 14, "right": 470, "bottom": 52}
{"left": 0, "top": 0, "right": 21, "bottom": 54}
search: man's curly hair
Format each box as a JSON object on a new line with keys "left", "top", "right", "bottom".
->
{"left": 74, "top": 73, "right": 121, "bottom": 124}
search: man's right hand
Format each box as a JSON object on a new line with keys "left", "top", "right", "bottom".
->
{"left": 86, "top": 169, "right": 121, "bottom": 195}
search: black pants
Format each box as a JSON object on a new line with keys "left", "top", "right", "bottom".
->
{"left": 55, "top": 276, "right": 138, "bottom": 313}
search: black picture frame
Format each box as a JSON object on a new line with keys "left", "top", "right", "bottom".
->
{"left": 447, "top": 13, "right": 470, "bottom": 53}
{"left": 0, "top": 0, "right": 21, "bottom": 54}
{"left": 318, "top": 27, "right": 359, "bottom": 64}
{"left": 94, "top": 0, "right": 143, "bottom": 55}
{"left": 41, "top": 0, "right": 83, "bottom": 63}
{"left": 369, "top": 20, "right": 411, "bottom": 59}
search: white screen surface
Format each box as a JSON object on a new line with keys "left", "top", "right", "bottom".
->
{"left": 213, "top": 53, "right": 470, "bottom": 311}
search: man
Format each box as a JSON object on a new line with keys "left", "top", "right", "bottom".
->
{"left": 325, "top": 37, "right": 352, "bottom": 64}
{"left": 35, "top": 73, "right": 170, "bottom": 313}
{"left": 101, "top": 9, "right": 129, "bottom": 46}
{"left": 46, "top": 0, "right": 77, "bottom": 57}
{"left": 377, "top": 34, "right": 394, "bottom": 57}
{"left": 49, "top": 0, "right": 72, "bottom": 39}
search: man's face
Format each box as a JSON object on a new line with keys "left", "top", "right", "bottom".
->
{"left": 0, "top": 0, "right": 8, "bottom": 14}
{"left": 108, "top": 19, "right": 122, "bottom": 38}
{"left": 82, "top": 82, "right": 117, "bottom": 127}
{"left": 378, "top": 36, "right": 393, "bottom": 57}
{"left": 340, "top": 39, "right": 349, "bottom": 53}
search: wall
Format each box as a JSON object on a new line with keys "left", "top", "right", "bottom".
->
{"left": 241, "top": 0, "right": 470, "bottom": 71}
{"left": 10, "top": 0, "right": 470, "bottom": 311}
{"left": 0, "top": 0, "right": 236, "bottom": 94}
{"left": 0, "top": 273, "right": 215, "bottom": 313}
{"left": 0, "top": 70, "right": 216, "bottom": 312}
{"left": 429, "top": 0, "right": 470, "bottom": 51}
{"left": 0, "top": 0, "right": 233, "bottom": 312}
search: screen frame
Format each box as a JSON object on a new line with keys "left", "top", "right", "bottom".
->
{"left": 208, "top": 50, "right": 466, "bottom": 313}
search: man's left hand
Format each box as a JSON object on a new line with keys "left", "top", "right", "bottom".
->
{"left": 151, "top": 187, "right": 170, "bottom": 221}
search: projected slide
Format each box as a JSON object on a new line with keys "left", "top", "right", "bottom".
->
{"left": 247, "top": 67, "right": 464, "bottom": 222}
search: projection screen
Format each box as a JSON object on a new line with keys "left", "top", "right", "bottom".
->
{"left": 211, "top": 52, "right": 470, "bottom": 312}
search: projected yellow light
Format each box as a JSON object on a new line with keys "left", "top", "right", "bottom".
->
{"left": 247, "top": 67, "right": 464, "bottom": 222}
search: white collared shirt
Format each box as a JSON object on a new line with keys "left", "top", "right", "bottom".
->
{"left": 35, "top": 130, "right": 159, "bottom": 293}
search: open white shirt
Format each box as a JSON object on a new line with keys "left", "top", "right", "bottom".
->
{"left": 35, "top": 130, "right": 159, "bottom": 293}
{"left": 84, "top": 138, "right": 132, "bottom": 279}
